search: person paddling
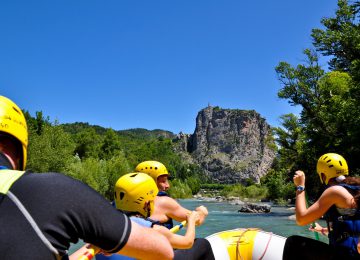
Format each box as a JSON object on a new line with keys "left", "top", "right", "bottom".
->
{"left": 0, "top": 96, "right": 173, "bottom": 260}
{"left": 135, "top": 161, "right": 208, "bottom": 229}
{"left": 94, "top": 172, "right": 215, "bottom": 260}
{"left": 283, "top": 153, "right": 360, "bottom": 259}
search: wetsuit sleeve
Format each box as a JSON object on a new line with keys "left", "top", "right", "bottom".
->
{"left": 12, "top": 172, "right": 132, "bottom": 254}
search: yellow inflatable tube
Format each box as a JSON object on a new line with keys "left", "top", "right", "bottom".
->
{"left": 206, "top": 228, "right": 286, "bottom": 260}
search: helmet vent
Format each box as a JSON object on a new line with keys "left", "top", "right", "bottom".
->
{"left": 339, "top": 161, "right": 343, "bottom": 166}
{"left": 326, "top": 159, "right": 331, "bottom": 163}
{"left": 150, "top": 167, "right": 153, "bottom": 169}
{"left": 130, "top": 173, "right": 138, "bottom": 177}
{"left": 12, "top": 106, "right": 20, "bottom": 114}
{"left": 323, "top": 156, "right": 328, "bottom": 160}
{"left": 120, "top": 192, "right": 125, "bottom": 200}
{"left": 155, "top": 167, "right": 158, "bottom": 170}
{"left": 329, "top": 165, "right": 334, "bottom": 168}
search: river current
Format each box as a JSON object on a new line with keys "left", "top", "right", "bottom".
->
{"left": 176, "top": 199, "right": 327, "bottom": 242}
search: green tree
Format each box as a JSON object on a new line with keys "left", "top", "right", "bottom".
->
{"left": 73, "top": 128, "right": 103, "bottom": 159}
{"left": 262, "top": 169, "right": 294, "bottom": 202}
{"left": 67, "top": 157, "right": 109, "bottom": 197}
{"left": 312, "top": 0, "right": 360, "bottom": 74}
{"left": 274, "top": 0, "right": 360, "bottom": 195}
{"left": 100, "top": 129, "right": 122, "bottom": 160}
{"left": 273, "top": 113, "right": 305, "bottom": 172}
{"left": 311, "top": 0, "right": 360, "bottom": 172}
{"left": 27, "top": 123, "right": 75, "bottom": 173}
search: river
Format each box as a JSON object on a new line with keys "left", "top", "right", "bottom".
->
{"left": 176, "top": 199, "right": 327, "bottom": 242}
{"left": 69, "top": 199, "right": 328, "bottom": 254}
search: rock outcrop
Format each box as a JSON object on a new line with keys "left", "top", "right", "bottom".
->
{"left": 174, "top": 106, "right": 276, "bottom": 184}
{"left": 238, "top": 203, "right": 271, "bottom": 213}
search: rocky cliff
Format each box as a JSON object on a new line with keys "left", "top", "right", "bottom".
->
{"left": 174, "top": 106, "right": 276, "bottom": 184}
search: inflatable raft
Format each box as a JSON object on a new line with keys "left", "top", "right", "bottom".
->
{"left": 206, "top": 228, "right": 286, "bottom": 260}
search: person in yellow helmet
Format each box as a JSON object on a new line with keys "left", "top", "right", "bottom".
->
{"left": 283, "top": 153, "right": 360, "bottom": 259}
{"left": 92, "top": 172, "right": 215, "bottom": 260}
{"left": 73, "top": 172, "right": 215, "bottom": 260}
{"left": 0, "top": 96, "right": 173, "bottom": 260}
{"left": 135, "top": 160, "right": 208, "bottom": 229}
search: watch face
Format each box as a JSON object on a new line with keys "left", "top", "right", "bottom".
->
{"left": 297, "top": 186, "right": 304, "bottom": 191}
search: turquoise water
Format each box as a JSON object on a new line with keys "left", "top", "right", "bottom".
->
{"left": 175, "top": 199, "right": 327, "bottom": 243}
{"left": 69, "top": 199, "right": 328, "bottom": 254}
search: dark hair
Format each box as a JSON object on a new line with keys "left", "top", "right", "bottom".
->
{"left": 342, "top": 177, "right": 360, "bottom": 207}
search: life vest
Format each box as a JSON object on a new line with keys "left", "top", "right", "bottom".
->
{"left": 147, "top": 191, "right": 174, "bottom": 229}
{"left": 325, "top": 183, "right": 360, "bottom": 257}
{"left": 0, "top": 169, "right": 61, "bottom": 259}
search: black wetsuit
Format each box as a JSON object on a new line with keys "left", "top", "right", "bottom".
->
{"left": 0, "top": 170, "right": 131, "bottom": 260}
{"left": 174, "top": 238, "right": 215, "bottom": 260}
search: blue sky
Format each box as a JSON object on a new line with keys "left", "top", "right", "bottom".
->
{"left": 1, "top": 0, "right": 338, "bottom": 134}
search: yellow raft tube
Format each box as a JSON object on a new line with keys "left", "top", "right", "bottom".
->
{"left": 206, "top": 228, "right": 286, "bottom": 260}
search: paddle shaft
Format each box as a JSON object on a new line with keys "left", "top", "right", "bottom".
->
{"left": 77, "top": 220, "right": 188, "bottom": 260}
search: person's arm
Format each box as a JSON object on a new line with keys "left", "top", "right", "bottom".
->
{"left": 293, "top": 170, "right": 342, "bottom": 226}
{"left": 117, "top": 221, "right": 174, "bottom": 259}
{"left": 70, "top": 222, "right": 174, "bottom": 260}
{"left": 157, "top": 197, "right": 191, "bottom": 222}
{"left": 158, "top": 197, "right": 208, "bottom": 225}
{"left": 51, "top": 174, "right": 173, "bottom": 260}
{"left": 153, "top": 211, "right": 199, "bottom": 249}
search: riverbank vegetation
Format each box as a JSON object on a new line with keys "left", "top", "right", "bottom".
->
{"left": 23, "top": 0, "right": 360, "bottom": 202}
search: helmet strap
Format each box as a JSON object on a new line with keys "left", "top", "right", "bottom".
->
{"left": 0, "top": 152, "right": 14, "bottom": 170}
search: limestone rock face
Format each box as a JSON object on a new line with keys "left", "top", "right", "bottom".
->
{"left": 175, "top": 106, "right": 275, "bottom": 184}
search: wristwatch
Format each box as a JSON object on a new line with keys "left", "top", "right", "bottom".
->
{"left": 296, "top": 185, "right": 305, "bottom": 192}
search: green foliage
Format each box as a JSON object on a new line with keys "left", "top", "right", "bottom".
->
{"left": 73, "top": 128, "right": 103, "bottom": 159}
{"left": 262, "top": 169, "right": 295, "bottom": 201}
{"left": 167, "top": 179, "right": 193, "bottom": 198}
{"left": 311, "top": 0, "right": 360, "bottom": 73}
{"left": 66, "top": 153, "right": 131, "bottom": 200}
{"left": 272, "top": 114, "right": 306, "bottom": 172}
{"left": 66, "top": 157, "right": 109, "bottom": 197}
{"left": 185, "top": 177, "right": 201, "bottom": 195}
{"left": 274, "top": 0, "right": 360, "bottom": 198}
{"left": 25, "top": 112, "right": 204, "bottom": 199}
{"left": 220, "top": 184, "right": 268, "bottom": 200}
{"left": 100, "top": 129, "right": 122, "bottom": 160}
{"left": 200, "top": 183, "right": 227, "bottom": 190}
{"left": 27, "top": 123, "right": 75, "bottom": 173}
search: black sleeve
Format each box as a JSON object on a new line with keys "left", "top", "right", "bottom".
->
{"left": 12, "top": 172, "right": 132, "bottom": 254}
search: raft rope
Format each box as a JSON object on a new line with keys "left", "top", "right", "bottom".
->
{"left": 235, "top": 228, "right": 273, "bottom": 260}
{"left": 258, "top": 231, "right": 273, "bottom": 260}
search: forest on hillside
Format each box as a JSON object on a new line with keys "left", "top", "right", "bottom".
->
{"left": 24, "top": 0, "right": 360, "bottom": 203}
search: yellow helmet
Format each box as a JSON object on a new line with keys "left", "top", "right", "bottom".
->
{"left": 114, "top": 172, "right": 158, "bottom": 218}
{"left": 135, "top": 161, "right": 169, "bottom": 180}
{"left": 0, "top": 96, "right": 28, "bottom": 170}
{"left": 317, "top": 153, "right": 348, "bottom": 185}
